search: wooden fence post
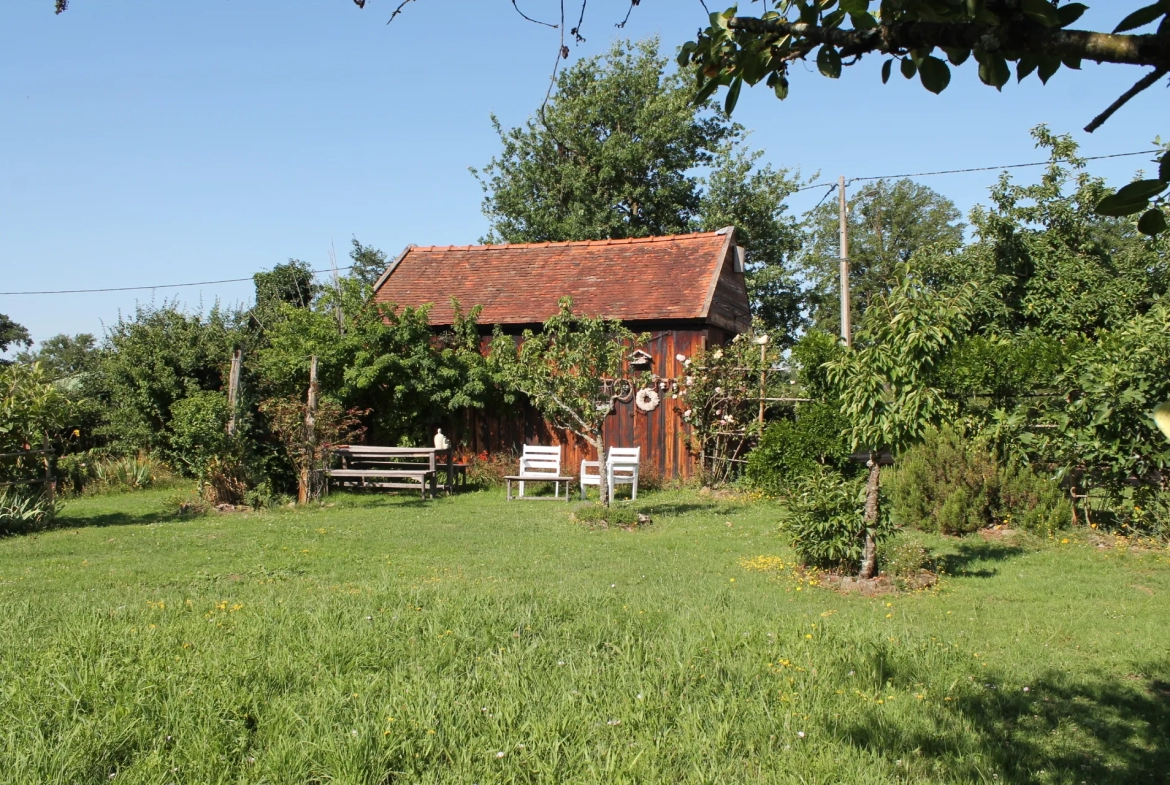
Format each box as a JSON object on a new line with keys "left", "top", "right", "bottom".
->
{"left": 227, "top": 348, "right": 242, "bottom": 437}
{"left": 299, "top": 355, "right": 319, "bottom": 505}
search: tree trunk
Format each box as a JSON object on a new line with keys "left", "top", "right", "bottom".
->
{"left": 593, "top": 435, "right": 610, "bottom": 507}
{"left": 859, "top": 454, "right": 880, "bottom": 579}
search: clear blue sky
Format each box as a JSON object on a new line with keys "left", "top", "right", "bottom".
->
{"left": 2, "top": 1, "right": 1166, "bottom": 348}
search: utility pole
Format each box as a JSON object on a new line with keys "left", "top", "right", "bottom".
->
{"left": 838, "top": 176, "right": 852, "bottom": 347}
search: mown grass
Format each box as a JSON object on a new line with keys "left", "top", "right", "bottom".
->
{"left": 1, "top": 487, "right": 1168, "bottom": 784}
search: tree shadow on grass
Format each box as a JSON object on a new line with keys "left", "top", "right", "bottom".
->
{"left": 631, "top": 501, "right": 741, "bottom": 518}
{"left": 839, "top": 658, "right": 1170, "bottom": 783}
{"left": 936, "top": 541, "right": 1026, "bottom": 579}
{"left": 53, "top": 509, "right": 176, "bottom": 530}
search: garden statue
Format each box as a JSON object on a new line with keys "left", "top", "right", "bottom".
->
{"left": 433, "top": 429, "right": 450, "bottom": 450}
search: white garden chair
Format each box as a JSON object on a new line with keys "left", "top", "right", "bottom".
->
{"left": 505, "top": 445, "right": 572, "bottom": 501}
{"left": 580, "top": 446, "right": 641, "bottom": 502}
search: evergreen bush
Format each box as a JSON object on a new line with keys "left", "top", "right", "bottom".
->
{"left": 889, "top": 426, "right": 1070, "bottom": 535}
{"left": 745, "top": 403, "right": 851, "bottom": 494}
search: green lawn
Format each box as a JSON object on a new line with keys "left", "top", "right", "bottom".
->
{"left": 1, "top": 488, "right": 1167, "bottom": 784}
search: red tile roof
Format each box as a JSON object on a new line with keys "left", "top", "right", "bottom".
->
{"left": 372, "top": 229, "right": 741, "bottom": 327}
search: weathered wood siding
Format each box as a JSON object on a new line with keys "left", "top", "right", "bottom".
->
{"left": 707, "top": 250, "right": 752, "bottom": 333}
{"left": 453, "top": 329, "right": 716, "bottom": 481}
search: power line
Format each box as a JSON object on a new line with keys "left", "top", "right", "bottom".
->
{"left": 792, "top": 148, "right": 1162, "bottom": 193}
{"left": 0, "top": 266, "right": 353, "bottom": 296}
{"left": 2, "top": 149, "right": 1162, "bottom": 297}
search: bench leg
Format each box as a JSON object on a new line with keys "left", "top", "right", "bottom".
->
{"left": 506, "top": 479, "right": 512, "bottom": 501}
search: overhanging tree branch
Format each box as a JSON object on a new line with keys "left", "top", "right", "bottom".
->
{"left": 727, "top": 18, "right": 1170, "bottom": 69}
{"left": 1085, "top": 67, "right": 1169, "bottom": 133}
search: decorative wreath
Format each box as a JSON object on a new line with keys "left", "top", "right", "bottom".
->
{"left": 635, "top": 388, "right": 661, "bottom": 412}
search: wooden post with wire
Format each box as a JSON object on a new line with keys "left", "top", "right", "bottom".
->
{"left": 226, "top": 348, "right": 242, "bottom": 438}
{"left": 838, "top": 175, "right": 852, "bottom": 347}
{"left": 757, "top": 334, "right": 768, "bottom": 427}
{"left": 300, "top": 355, "right": 319, "bottom": 504}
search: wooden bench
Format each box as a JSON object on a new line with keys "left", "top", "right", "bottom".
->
{"left": 505, "top": 445, "right": 572, "bottom": 502}
{"left": 326, "top": 446, "right": 452, "bottom": 499}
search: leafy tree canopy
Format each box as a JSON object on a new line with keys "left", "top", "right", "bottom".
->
{"left": 253, "top": 260, "right": 318, "bottom": 321}
{"left": 922, "top": 127, "right": 1170, "bottom": 338}
{"left": 256, "top": 276, "right": 495, "bottom": 447}
{"left": 348, "top": 238, "right": 389, "bottom": 291}
{"left": 678, "top": 1, "right": 1170, "bottom": 231}
{"left": 802, "top": 178, "right": 965, "bottom": 333}
{"left": 0, "top": 314, "right": 32, "bottom": 359}
{"left": 14, "top": 333, "right": 98, "bottom": 379}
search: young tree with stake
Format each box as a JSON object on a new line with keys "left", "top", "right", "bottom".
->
{"left": 491, "top": 298, "right": 645, "bottom": 507}
{"left": 827, "top": 266, "right": 973, "bottom": 578}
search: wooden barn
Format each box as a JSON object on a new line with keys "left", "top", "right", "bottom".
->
{"left": 371, "top": 227, "right": 752, "bottom": 481}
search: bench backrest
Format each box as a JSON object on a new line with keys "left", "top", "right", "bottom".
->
{"left": 333, "top": 446, "right": 441, "bottom": 472}
{"left": 607, "top": 446, "right": 641, "bottom": 466}
{"left": 519, "top": 444, "right": 562, "bottom": 476}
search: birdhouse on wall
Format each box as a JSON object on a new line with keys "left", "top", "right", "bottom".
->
{"left": 628, "top": 349, "right": 653, "bottom": 370}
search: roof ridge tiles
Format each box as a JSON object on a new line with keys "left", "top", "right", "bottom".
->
{"left": 407, "top": 230, "right": 724, "bottom": 254}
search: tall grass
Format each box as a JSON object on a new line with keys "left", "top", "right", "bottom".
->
{"left": 0, "top": 488, "right": 1166, "bottom": 783}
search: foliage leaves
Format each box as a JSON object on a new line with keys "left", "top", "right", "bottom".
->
{"left": 828, "top": 264, "right": 973, "bottom": 455}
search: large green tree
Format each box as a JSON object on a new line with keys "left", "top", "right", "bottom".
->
{"left": 87, "top": 303, "right": 237, "bottom": 454}
{"left": 475, "top": 38, "right": 805, "bottom": 343}
{"left": 923, "top": 127, "right": 1170, "bottom": 338}
{"left": 0, "top": 314, "right": 32, "bottom": 361}
{"left": 15, "top": 333, "right": 97, "bottom": 379}
{"left": 801, "top": 178, "right": 965, "bottom": 333}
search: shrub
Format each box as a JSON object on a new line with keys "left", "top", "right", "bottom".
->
{"left": 204, "top": 456, "right": 248, "bottom": 506}
{"left": 91, "top": 454, "right": 164, "bottom": 493}
{"left": 889, "top": 426, "right": 1070, "bottom": 535}
{"left": 0, "top": 487, "right": 60, "bottom": 535}
{"left": 889, "top": 426, "right": 997, "bottom": 535}
{"left": 164, "top": 490, "right": 207, "bottom": 518}
{"left": 168, "top": 391, "right": 232, "bottom": 486}
{"left": 56, "top": 452, "right": 97, "bottom": 496}
{"left": 1126, "top": 490, "right": 1170, "bottom": 540}
{"left": 572, "top": 501, "right": 647, "bottom": 530}
{"left": 463, "top": 451, "right": 514, "bottom": 488}
{"left": 998, "top": 460, "right": 1072, "bottom": 534}
{"left": 782, "top": 467, "right": 892, "bottom": 572}
{"left": 637, "top": 457, "right": 664, "bottom": 492}
{"left": 745, "top": 402, "right": 851, "bottom": 494}
{"left": 876, "top": 536, "right": 935, "bottom": 578}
